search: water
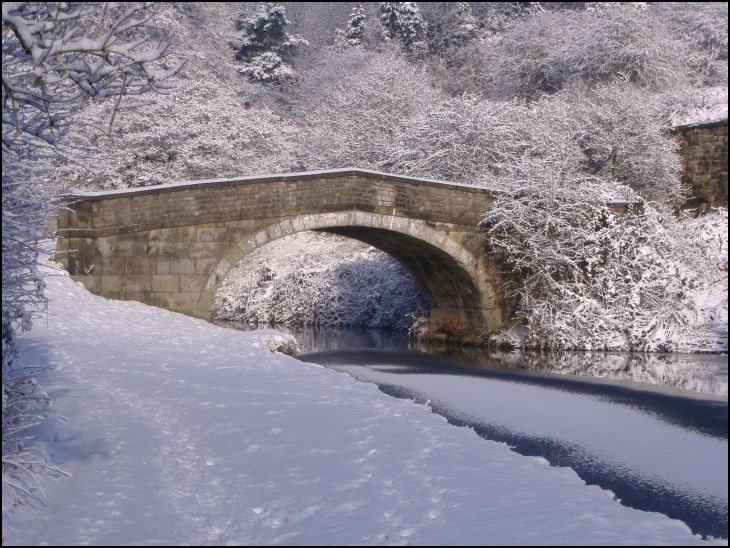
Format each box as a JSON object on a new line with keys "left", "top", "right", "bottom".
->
{"left": 216, "top": 322, "right": 729, "bottom": 539}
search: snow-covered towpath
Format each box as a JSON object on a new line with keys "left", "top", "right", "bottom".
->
{"left": 3, "top": 267, "right": 725, "bottom": 545}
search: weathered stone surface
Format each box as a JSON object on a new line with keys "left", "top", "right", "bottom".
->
{"left": 673, "top": 120, "right": 728, "bottom": 212}
{"left": 57, "top": 169, "right": 515, "bottom": 333}
{"left": 152, "top": 275, "right": 180, "bottom": 293}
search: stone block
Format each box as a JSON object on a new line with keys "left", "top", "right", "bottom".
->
{"left": 95, "top": 258, "right": 125, "bottom": 276}
{"left": 180, "top": 275, "right": 209, "bottom": 292}
{"left": 78, "top": 275, "right": 100, "bottom": 293}
{"left": 195, "top": 258, "right": 219, "bottom": 274}
{"left": 122, "top": 275, "right": 153, "bottom": 293}
{"left": 147, "top": 292, "right": 172, "bottom": 308}
{"left": 124, "top": 257, "right": 156, "bottom": 275}
{"left": 169, "top": 292, "right": 200, "bottom": 312}
{"left": 152, "top": 274, "right": 180, "bottom": 293}
{"left": 169, "top": 226, "right": 197, "bottom": 242}
{"left": 100, "top": 275, "right": 122, "bottom": 293}
{"left": 169, "top": 258, "right": 196, "bottom": 275}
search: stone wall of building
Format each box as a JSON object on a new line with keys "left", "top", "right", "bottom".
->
{"left": 674, "top": 119, "right": 728, "bottom": 212}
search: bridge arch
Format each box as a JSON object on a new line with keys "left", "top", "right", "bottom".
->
{"left": 199, "top": 211, "right": 496, "bottom": 331}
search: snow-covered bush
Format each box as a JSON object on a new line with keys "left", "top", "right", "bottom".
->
{"left": 484, "top": 5, "right": 693, "bottom": 100}
{"left": 386, "top": 95, "right": 528, "bottom": 183}
{"left": 238, "top": 52, "right": 294, "bottom": 83}
{"left": 485, "top": 182, "right": 727, "bottom": 352}
{"left": 232, "top": 2, "right": 307, "bottom": 83}
{"left": 539, "top": 84, "right": 684, "bottom": 205}
{"left": 388, "top": 84, "right": 684, "bottom": 206}
{"left": 654, "top": 2, "right": 728, "bottom": 86}
{"left": 214, "top": 233, "right": 429, "bottom": 332}
{"left": 298, "top": 50, "right": 443, "bottom": 170}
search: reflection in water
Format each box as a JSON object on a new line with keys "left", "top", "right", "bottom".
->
{"left": 433, "top": 347, "right": 729, "bottom": 397}
{"left": 215, "top": 322, "right": 728, "bottom": 397}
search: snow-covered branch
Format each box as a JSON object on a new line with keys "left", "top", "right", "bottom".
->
{"left": 2, "top": 1, "right": 183, "bottom": 511}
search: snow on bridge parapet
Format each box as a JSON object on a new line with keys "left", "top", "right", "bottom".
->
{"left": 63, "top": 167, "right": 500, "bottom": 200}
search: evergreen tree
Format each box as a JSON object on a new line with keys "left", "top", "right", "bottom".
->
{"left": 452, "top": 2, "right": 479, "bottom": 45}
{"left": 232, "top": 2, "right": 308, "bottom": 83}
{"left": 345, "top": 4, "right": 367, "bottom": 48}
{"left": 379, "top": 2, "right": 428, "bottom": 56}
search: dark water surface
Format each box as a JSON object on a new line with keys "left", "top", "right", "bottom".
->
{"left": 217, "top": 322, "right": 729, "bottom": 539}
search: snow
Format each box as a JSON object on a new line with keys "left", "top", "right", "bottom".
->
{"left": 670, "top": 87, "right": 728, "bottom": 128}
{"left": 2, "top": 264, "right": 726, "bottom": 545}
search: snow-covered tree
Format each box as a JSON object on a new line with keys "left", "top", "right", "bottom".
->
{"left": 386, "top": 95, "right": 528, "bottom": 183}
{"left": 451, "top": 2, "right": 479, "bottom": 46}
{"left": 2, "top": 0, "right": 182, "bottom": 508}
{"left": 345, "top": 4, "right": 366, "bottom": 48}
{"left": 551, "top": 84, "right": 683, "bottom": 206}
{"left": 330, "top": 6, "right": 367, "bottom": 54}
{"left": 379, "top": 2, "right": 428, "bottom": 56}
{"left": 232, "top": 2, "right": 307, "bottom": 83}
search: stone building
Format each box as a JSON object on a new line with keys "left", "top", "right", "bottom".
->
{"left": 673, "top": 118, "right": 728, "bottom": 212}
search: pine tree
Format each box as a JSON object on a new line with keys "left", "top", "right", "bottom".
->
{"left": 379, "top": 2, "right": 428, "bottom": 56}
{"left": 345, "top": 4, "right": 367, "bottom": 48}
{"left": 232, "top": 2, "right": 308, "bottom": 83}
{"left": 452, "top": 2, "right": 479, "bottom": 45}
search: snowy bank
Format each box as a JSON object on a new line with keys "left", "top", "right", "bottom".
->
{"left": 2, "top": 266, "right": 725, "bottom": 545}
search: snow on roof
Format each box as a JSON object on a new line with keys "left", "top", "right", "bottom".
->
{"left": 670, "top": 86, "right": 728, "bottom": 129}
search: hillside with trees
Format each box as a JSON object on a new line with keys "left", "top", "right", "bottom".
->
{"left": 5, "top": 1, "right": 727, "bottom": 354}
{"left": 50, "top": 1, "right": 726, "bottom": 352}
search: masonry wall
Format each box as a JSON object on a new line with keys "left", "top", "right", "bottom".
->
{"left": 675, "top": 120, "right": 728, "bottom": 212}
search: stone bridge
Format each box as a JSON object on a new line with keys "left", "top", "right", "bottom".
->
{"left": 56, "top": 168, "right": 512, "bottom": 335}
